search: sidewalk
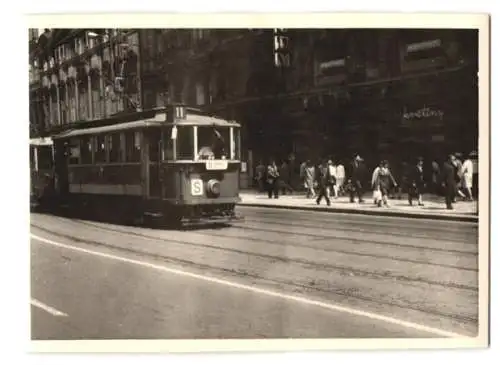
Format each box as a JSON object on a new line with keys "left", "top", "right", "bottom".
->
{"left": 238, "top": 190, "right": 479, "bottom": 222}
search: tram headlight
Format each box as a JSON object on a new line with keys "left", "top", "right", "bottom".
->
{"left": 206, "top": 179, "right": 221, "bottom": 197}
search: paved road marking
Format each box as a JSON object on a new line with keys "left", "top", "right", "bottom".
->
{"left": 31, "top": 233, "right": 469, "bottom": 338}
{"left": 31, "top": 298, "right": 68, "bottom": 317}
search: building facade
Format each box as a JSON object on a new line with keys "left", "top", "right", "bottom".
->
{"left": 29, "top": 28, "right": 142, "bottom": 137}
{"left": 30, "top": 28, "right": 479, "bottom": 186}
{"left": 135, "top": 28, "right": 478, "bottom": 173}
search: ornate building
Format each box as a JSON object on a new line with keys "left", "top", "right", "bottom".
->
{"left": 29, "top": 28, "right": 141, "bottom": 137}
{"left": 29, "top": 28, "right": 479, "bottom": 186}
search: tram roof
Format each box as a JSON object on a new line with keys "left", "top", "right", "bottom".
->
{"left": 53, "top": 110, "right": 240, "bottom": 139}
{"left": 29, "top": 137, "right": 53, "bottom": 146}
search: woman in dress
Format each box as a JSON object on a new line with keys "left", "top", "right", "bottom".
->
{"left": 461, "top": 152, "right": 474, "bottom": 201}
{"left": 408, "top": 157, "right": 425, "bottom": 206}
{"left": 372, "top": 160, "right": 397, "bottom": 207}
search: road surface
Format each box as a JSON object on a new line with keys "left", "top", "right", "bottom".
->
{"left": 30, "top": 206, "right": 479, "bottom": 340}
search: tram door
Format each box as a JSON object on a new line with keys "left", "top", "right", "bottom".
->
{"left": 147, "top": 129, "right": 162, "bottom": 198}
{"left": 53, "top": 140, "right": 69, "bottom": 197}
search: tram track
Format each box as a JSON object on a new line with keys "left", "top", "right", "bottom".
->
{"left": 31, "top": 221, "right": 478, "bottom": 327}
{"left": 229, "top": 222, "right": 477, "bottom": 256}
{"left": 60, "top": 218, "right": 478, "bottom": 292}
{"left": 194, "top": 229, "right": 477, "bottom": 272}
{"left": 242, "top": 208, "right": 478, "bottom": 243}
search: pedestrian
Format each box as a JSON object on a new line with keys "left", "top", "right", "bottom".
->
{"left": 453, "top": 152, "right": 467, "bottom": 201}
{"left": 408, "top": 157, "right": 425, "bottom": 206}
{"left": 372, "top": 160, "right": 397, "bottom": 207}
{"left": 461, "top": 152, "right": 474, "bottom": 201}
{"left": 279, "top": 160, "right": 293, "bottom": 195}
{"left": 327, "top": 159, "right": 337, "bottom": 198}
{"left": 470, "top": 150, "right": 479, "bottom": 198}
{"left": 316, "top": 160, "right": 332, "bottom": 206}
{"left": 441, "top": 154, "right": 457, "bottom": 210}
{"left": 349, "top": 155, "right": 366, "bottom": 203}
{"left": 304, "top": 160, "right": 316, "bottom": 199}
{"left": 299, "top": 160, "right": 307, "bottom": 194}
{"left": 255, "top": 160, "right": 266, "bottom": 192}
{"left": 431, "top": 159, "right": 441, "bottom": 195}
{"left": 266, "top": 159, "right": 280, "bottom": 199}
{"left": 335, "top": 160, "right": 346, "bottom": 196}
{"left": 371, "top": 161, "right": 383, "bottom": 205}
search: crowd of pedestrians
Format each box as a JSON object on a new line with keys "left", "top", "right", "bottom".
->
{"left": 253, "top": 151, "right": 478, "bottom": 210}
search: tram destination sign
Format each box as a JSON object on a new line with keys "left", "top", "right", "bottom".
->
{"left": 206, "top": 160, "right": 228, "bottom": 170}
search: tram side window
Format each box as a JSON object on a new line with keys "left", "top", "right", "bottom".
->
{"left": 176, "top": 126, "right": 194, "bottom": 160}
{"left": 81, "top": 136, "right": 92, "bottom": 164}
{"left": 148, "top": 129, "right": 162, "bottom": 162}
{"left": 233, "top": 127, "right": 241, "bottom": 160}
{"left": 37, "top": 146, "right": 53, "bottom": 170}
{"left": 163, "top": 130, "right": 174, "bottom": 160}
{"left": 30, "top": 146, "right": 36, "bottom": 169}
{"left": 94, "top": 134, "right": 106, "bottom": 163}
{"left": 108, "top": 133, "right": 121, "bottom": 163}
{"left": 125, "top": 131, "right": 141, "bottom": 162}
{"left": 68, "top": 139, "right": 80, "bottom": 165}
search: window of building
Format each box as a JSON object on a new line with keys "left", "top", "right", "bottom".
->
{"left": 195, "top": 82, "right": 205, "bottom": 106}
{"left": 78, "top": 37, "right": 86, "bottom": 54}
{"left": 402, "top": 30, "right": 444, "bottom": 62}
{"left": 125, "top": 131, "right": 141, "bottom": 162}
{"left": 108, "top": 133, "right": 121, "bottom": 163}
{"left": 94, "top": 134, "right": 107, "bottom": 163}
{"left": 81, "top": 136, "right": 93, "bottom": 164}
{"left": 176, "top": 126, "right": 194, "bottom": 160}
{"left": 91, "top": 75, "right": 102, "bottom": 119}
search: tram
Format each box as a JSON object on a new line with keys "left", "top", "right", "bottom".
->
{"left": 30, "top": 137, "right": 55, "bottom": 210}
{"left": 51, "top": 105, "right": 242, "bottom": 226}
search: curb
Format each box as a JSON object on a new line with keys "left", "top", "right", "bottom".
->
{"left": 237, "top": 202, "right": 478, "bottom": 223}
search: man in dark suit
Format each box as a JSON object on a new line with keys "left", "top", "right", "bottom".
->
{"left": 316, "top": 160, "right": 332, "bottom": 206}
{"left": 441, "top": 154, "right": 458, "bottom": 210}
{"left": 349, "top": 155, "right": 366, "bottom": 203}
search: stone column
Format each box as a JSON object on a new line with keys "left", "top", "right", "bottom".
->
{"left": 64, "top": 81, "right": 70, "bottom": 123}
{"left": 54, "top": 76, "right": 62, "bottom": 125}
{"left": 88, "top": 74, "right": 93, "bottom": 120}
{"left": 74, "top": 79, "right": 80, "bottom": 121}
{"left": 100, "top": 70, "right": 106, "bottom": 117}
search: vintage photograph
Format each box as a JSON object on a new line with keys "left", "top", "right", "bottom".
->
{"left": 28, "top": 15, "right": 489, "bottom": 350}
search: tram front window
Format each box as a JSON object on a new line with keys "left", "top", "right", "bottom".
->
{"left": 175, "top": 126, "right": 194, "bottom": 160}
{"left": 197, "top": 126, "right": 229, "bottom": 160}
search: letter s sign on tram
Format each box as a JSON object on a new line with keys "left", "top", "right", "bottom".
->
{"left": 191, "top": 179, "right": 204, "bottom": 196}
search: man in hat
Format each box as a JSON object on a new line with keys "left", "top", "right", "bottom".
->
{"left": 349, "top": 154, "right": 366, "bottom": 203}
{"left": 316, "top": 160, "right": 332, "bottom": 206}
{"left": 441, "top": 154, "right": 457, "bottom": 210}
